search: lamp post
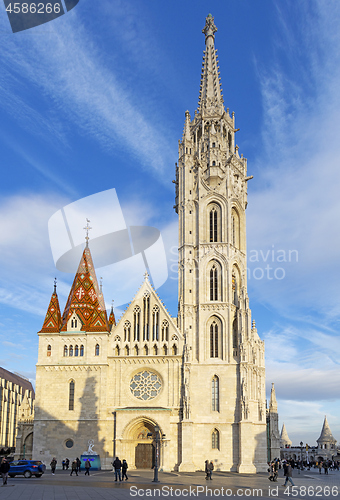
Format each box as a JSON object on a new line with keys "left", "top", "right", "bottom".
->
{"left": 300, "top": 441, "right": 303, "bottom": 466}
{"left": 147, "top": 426, "right": 164, "bottom": 483}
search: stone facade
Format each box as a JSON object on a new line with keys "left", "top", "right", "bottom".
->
{"left": 32, "top": 14, "right": 267, "bottom": 473}
{"left": 0, "top": 367, "right": 34, "bottom": 454}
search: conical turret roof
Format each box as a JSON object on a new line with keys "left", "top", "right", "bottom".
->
{"left": 317, "top": 416, "right": 337, "bottom": 445}
{"left": 280, "top": 423, "right": 292, "bottom": 447}
{"left": 39, "top": 283, "right": 62, "bottom": 333}
{"left": 198, "top": 13, "right": 225, "bottom": 116}
{"left": 61, "top": 245, "right": 109, "bottom": 332}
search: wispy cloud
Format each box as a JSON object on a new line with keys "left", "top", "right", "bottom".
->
{"left": 0, "top": 1, "right": 175, "bottom": 181}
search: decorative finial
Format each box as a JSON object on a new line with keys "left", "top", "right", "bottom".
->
{"left": 252, "top": 319, "right": 256, "bottom": 328}
{"left": 83, "top": 218, "right": 92, "bottom": 247}
{"left": 54, "top": 277, "right": 57, "bottom": 293}
{"left": 111, "top": 300, "right": 114, "bottom": 311}
{"left": 144, "top": 271, "right": 149, "bottom": 280}
{"left": 202, "top": 13, "right": 217, "bottom": 43}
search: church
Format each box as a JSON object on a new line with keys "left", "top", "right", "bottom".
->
{"left": 32, "top": 14, "right": 267, "bottom": 473}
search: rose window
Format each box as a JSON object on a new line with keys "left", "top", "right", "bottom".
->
{"left": 130, "top": 371, "right": 162, "bottom": 400}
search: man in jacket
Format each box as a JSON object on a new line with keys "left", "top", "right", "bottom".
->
{"left": 113, "top": 457, "right": 122, "bottom": 481}
{"left": 84, "top": 459, "right": 91, "bottom": 476}
{"left": 283, "top": 462, "right": 295, "bottom": 487}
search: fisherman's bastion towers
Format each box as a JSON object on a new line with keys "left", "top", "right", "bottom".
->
{"left": 32, "top": 15, "right": 267, "bottom": 473}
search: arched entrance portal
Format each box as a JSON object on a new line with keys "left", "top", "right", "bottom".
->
{"left": 122, "top": 418, "right": 160, "bottom": 470}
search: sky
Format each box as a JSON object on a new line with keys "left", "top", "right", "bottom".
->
{"left": 0, "top": 0, "right": 340, "bottom": 448}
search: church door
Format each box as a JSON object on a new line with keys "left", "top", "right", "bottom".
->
{"left": 135, "top": 443, "right": 155, "bottom": 469}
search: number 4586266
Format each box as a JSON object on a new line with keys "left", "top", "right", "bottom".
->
{"left": 6, "top": 3, "right": 61, "bottom": 14}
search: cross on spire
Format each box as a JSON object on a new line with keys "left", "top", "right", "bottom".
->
{"left": 84, "top": 218, "right": 92, "bottom": 247}
{"left": 144, "top": 271, "right": 149, "bottom": 281}
{"left": 54, "top": 277, "right": 57, "bottom": 293}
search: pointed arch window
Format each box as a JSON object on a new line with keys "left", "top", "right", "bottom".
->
{"left": 80, "top": 345, "right": 84, "bottom": 356}
{"left": 143, "top": 294, "right": 150, "bottom": 341}
{"left": 71, "top": 318, "right": 78, "bottom": 329}
{"left": 212, "top": 429, "right": 220, "bottom": 450}
{"left": 115, "top": 345, "right": 120, "bottom": 356}
{"left": 64, "top": 345, "right": 68, "bottom": 357}
{"left": 69, "top": 345, "right": 73, "bottom": 357}
{"left": 95, "top": 344, "right": 100, "bottom": 356}
{"left": 161, "top": 320, "right": 169, "bottom": 342}
{"left": 163, "top": 345, "right": 168, "bottom": 355}
{"left": 231, "top": 208, "right": 240, "bottom": 249}
{"left": 233, "top": 318, "right": 238, "bottom": 348}
{"left": 210, "top": 265, "right": 218, "bottom": 301}
{"left": 125, "top": 345, "right": 129, "bottom": 356}
{"left": 75, "top": 345, "right": 79, "bottom": 357}
{"left": 69, "top": 381, "right": 75, "bottom": 411}
{"left": 124, "top": 321, "right": 131, "bottom": 342}
{"left": 172, "top": 344, "right": 177, "bottom": 355}
{"left": 153, "top": 345, "right": 158, "bottom": 355}
{"left": 232, "top": 273, "right": 238, "bottom": 305}
{"left": 210, "top": 321, "right": 219, "bottom": 358}
{"left": 152, "top": 306, "right": 159, "bottom": 341}
{"left": 212, "top": 376, "right": 219, "bottom": 411}
{"left": 143, "top": 345, "right": 148, "bottom": 356}
{"left": 133, "top": 306, "right": 140, "bottom": 341}
{"left": 47, "top": 345, "right": 51, "bottom": 357}
{"left": 209, "top": 207, "right": 218, "bottom": 242}
{"left": 134, "top": 345, "right": 139, "bottom": 356}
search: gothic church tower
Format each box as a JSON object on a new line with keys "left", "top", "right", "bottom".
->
{"left": 174, "top": 14, "right": 267, "bottom": 472}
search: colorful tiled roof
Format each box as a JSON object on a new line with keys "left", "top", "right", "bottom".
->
{"left": 39, "top": 288, "right": 62, "bottom": 333}
{"left": 61, "top": 246, "right": 109, "bottom": 332}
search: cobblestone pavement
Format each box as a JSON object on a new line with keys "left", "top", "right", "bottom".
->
{"left": 0, "top": 468, "right": 339, "bottom": 499}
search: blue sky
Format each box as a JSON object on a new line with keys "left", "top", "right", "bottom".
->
{"left": 1, "top": 0, "right": 340, "bottom": 448}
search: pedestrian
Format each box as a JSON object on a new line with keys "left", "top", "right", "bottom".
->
{"left": 112, "top": 456, "right": 122, "bottom": 481}
{"left": 324, "top": 462, "right": 329, "bottom": 475}
{"left": 318, "top": 461, "right": 322, "bottom": 474}
{"left": 50, "top": 457, "right": 57, "bottom": 475}
{"left": 62, "top": 459, "right": 66, "bottom": 470}
{"left": 84, "top": 459, "right": 91, "bottom": 476}
{"left": 0, "top": 458, "right": 10, "bottom": 486}
{"left": 122, "top": 459, "right": 128, "bottom": 480}
{"left": 204, "top": 460, "right": 209, "bottom": 479}
{"left": 208, "top": 461, "right": 214, "bottom": 480}
{"left": 76, "top": 457, "right": 81, "bottom": 474}
{"left": 282, "top": 462, "right": 295, "bottom": 487}
{"left": 65, "top": 458, "right": 70, "bottom": 470}
{"left": 70, "top": 459, "right": 78, "bottom": 476}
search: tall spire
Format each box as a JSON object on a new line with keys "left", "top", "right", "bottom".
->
{"left": 269, "top": 382, "right": 278, "bottom": 412}
{"left": 198, "top": 14, "right": 224, "bottom": 116}
{"left": 108, "top": 300, "right": 116, "bottom": 327}
{"left": 39, "top": 280, "right": 62, "bottom": 333}
{"left": 61, "top": 245, "right": 109, "bottom": 332}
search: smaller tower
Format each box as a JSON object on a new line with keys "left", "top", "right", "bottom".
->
{"left": 267, "top": 383, "right": 280, "bottom": 461}
{"left": 317, "top": 416, "right": 337, "bottom": 460}
{"left": 280, "top": 423, "right": 292, "bottom": 448}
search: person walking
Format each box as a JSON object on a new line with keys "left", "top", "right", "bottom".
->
{"left": 208, "top": 461, "right": 214, "bottom": 480}
{"left": 62, "top": 459, "right": 66, "bottom": 470}
{"left": 282, "top": 462, "right": 295, "bottom": 487}
{"left": 204, "top": 460, "right": 209, "bottom": 479}
{"left": 50, "top": 457, "right": 57, "bottom": 475}
{"left": 70, "top": 459, "right": 78, "bottom": 476}
{"left": 122, "top": 459, "right": 128, "bottom": 480}
{"left": 65, "top": 458, "right": 70, "bottom": 470}
{"left": 84, "top": 459, "right": 91, "bottom": 476}
{"left": 0, "top": 458, "right": 10, "bottom": 486}
{"left": 76, "top": 457, "right": 81, "bottom": 474}
{"left": 113, "top": 457, "right": 122, "bottom": 481}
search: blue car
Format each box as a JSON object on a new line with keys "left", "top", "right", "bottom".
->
{"left": 8, "top": 460, "right": 46, "bottom": 478}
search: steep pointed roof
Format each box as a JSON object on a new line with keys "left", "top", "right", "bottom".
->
{"left": 61, "top": 245, "right": 109, "bottom": 332}
{"left": 198, "top": 14, "right": 224, "bottom": 116}
{"left": 280, "top": 423, "right": 292, "bottom": 447}
{"left": 317, "top": 416, "right": 337, "bottom": 444}
{"left": 269, "top": 382, "right": 278, "bottom": 413}
{"left": 39, "top": 283, "right": 62, "bottom": 333}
